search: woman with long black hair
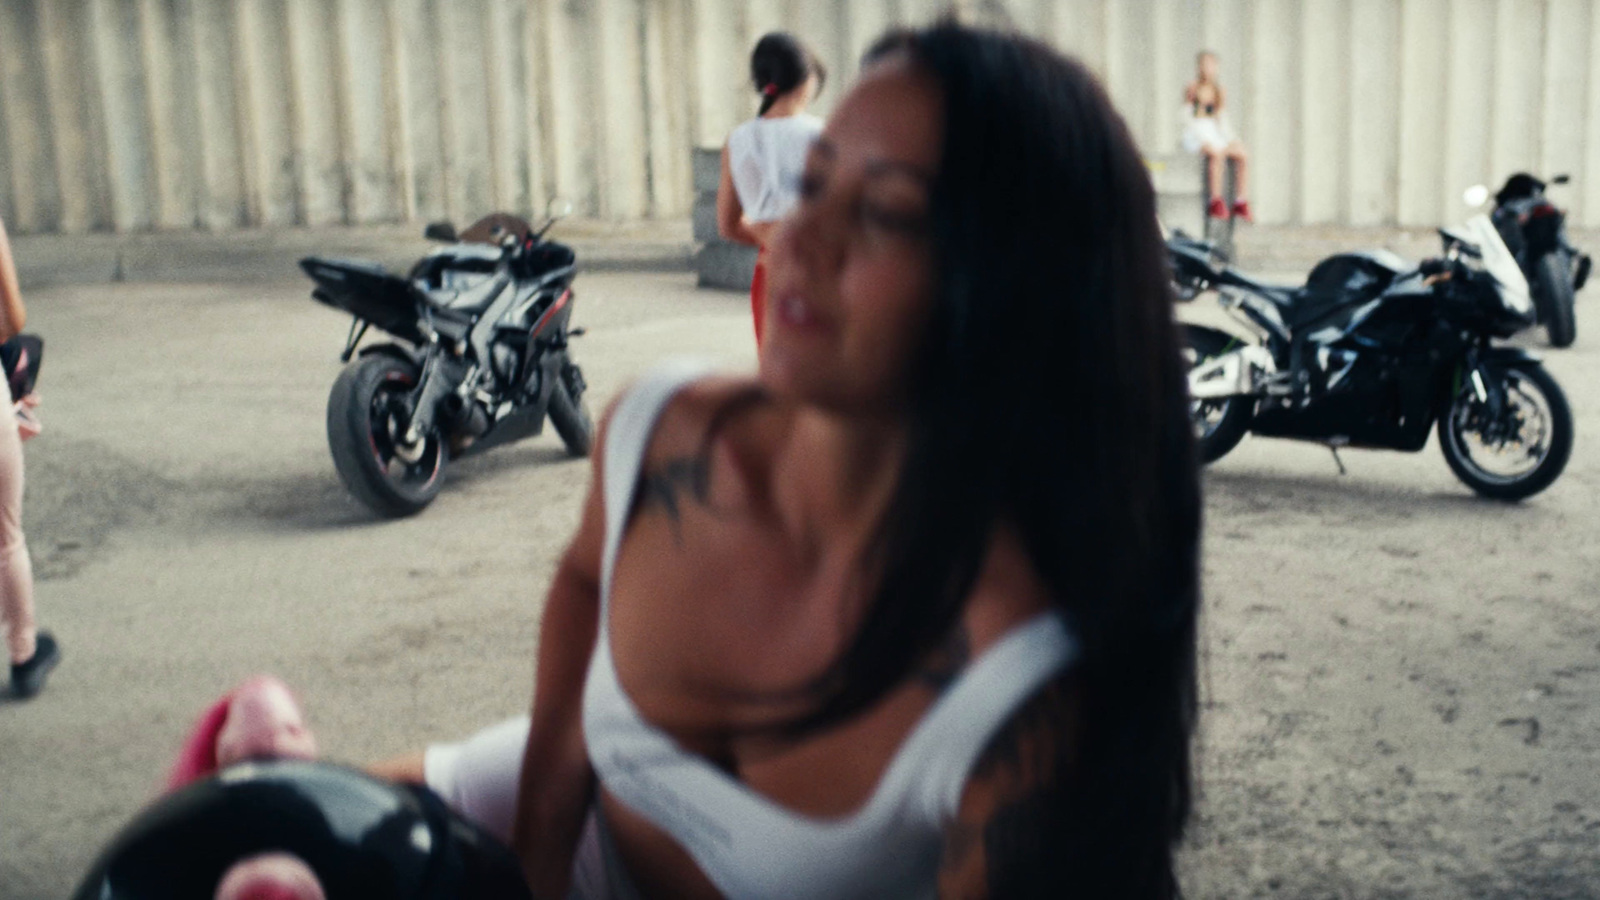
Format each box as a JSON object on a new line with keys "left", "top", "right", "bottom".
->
{"left": 511, "top": 21, "right": 1202, "bottom": 899}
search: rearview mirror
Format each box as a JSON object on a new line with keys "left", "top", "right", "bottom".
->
{"left": 1462, "top": 184, "right": 1490, "bottom": 209}
{"left": 546, "top": 198, "right": 574, "bottom": 220}
{"left": 423, "top": 221, "right": 458, "bottom": 242}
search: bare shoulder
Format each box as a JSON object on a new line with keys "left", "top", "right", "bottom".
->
{"left": 643, "top": 375, "right": 771, "bottom": 460}
{"left": 958, "top": 526, "right": 1054, "bottom": 653}
{"left": 938, "top": 668, "right": 1083, "bottom": 899}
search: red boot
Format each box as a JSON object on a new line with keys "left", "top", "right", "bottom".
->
{"left": 1231, "top": 199, "right": 1254, "bottom": 223}
{"left": 1207, "top": 197, "right": 1229, "bottom": 219}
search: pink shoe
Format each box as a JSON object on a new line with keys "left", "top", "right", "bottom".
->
{"left": 214, "top": 853, "right": 326, "bottom": 900}
{"left": 1207, "top": 197, "right": 1229, "bottom": 219}
{"left": 167, "top": 676, "right": 316, "bottom": 791}
{"left": 1231, "top": 199, "right": 1254, "bottom": 223}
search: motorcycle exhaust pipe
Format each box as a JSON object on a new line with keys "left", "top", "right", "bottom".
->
{"left": 439, "top": 393, "right": 491, "bottom": 438}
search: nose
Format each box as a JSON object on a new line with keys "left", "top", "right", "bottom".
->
{"left": 772, "top": 185, "right": 845, "bottom": 279}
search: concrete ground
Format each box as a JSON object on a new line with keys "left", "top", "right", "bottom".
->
{"left": 0, "top": 264, "right": 1596, "bottom": 899}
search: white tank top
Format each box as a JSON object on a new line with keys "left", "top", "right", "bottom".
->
{"left": 581, "top": 361, "right": 1077, "bottom": 899}
{"left": 726, "top": 114, "right": 825, "bottom": 224}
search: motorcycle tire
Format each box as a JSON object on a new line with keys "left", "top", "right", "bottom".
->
{"left": 1536, "top": 251, "right": 1577, "bottom": 348}
{"left": 327, "top": 354, "right": 446, "bottom": 517}
{"left": 1438, "top": 362, "right": 1572, "bottom": 501}
{"left": 548, "top": 374, "right": 595, "bottom": 458}
{"left": 1182, "top": 326, "right": 1253, "bottom": 464}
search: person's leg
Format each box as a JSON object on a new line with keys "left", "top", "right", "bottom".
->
{"left": 1203, "top": 147, "right": 1227, "bottom": 218}
{"left": 0, "top": 412, "right": 32, "bottom": 664}
{"left": 1227, "top": 143, "right": 1252, "bottom": 221}
{"left": 1203, "top": 147, "right": 1223, "bottom": 201}
{"left": 0, "top": 413, "right": 52, "bottom": 696}
{"left": 1226, "top": 143, "right": 1250, "bottom": 199}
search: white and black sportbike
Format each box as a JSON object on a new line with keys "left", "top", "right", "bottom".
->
{"left": 301, "top": 205, "right": 593, "bottom": 517}
{"left": 1171, "top": 199, "right": 1573, "bottom": 501}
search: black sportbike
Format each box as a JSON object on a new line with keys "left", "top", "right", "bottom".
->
{"left": 1171, "top": 214, "right": 1573, "bottom": 501}
{"left": 1484, "top": 174, "right": 1590, "bottom": 347}
{"left": 301, "top": 207, "right": 593, "bottom": 517}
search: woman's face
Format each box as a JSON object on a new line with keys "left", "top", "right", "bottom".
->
{"left": 760, "top": 56, "right": 943, "bottom": 415}
{"left": 1198, "top": 54, "right": 1218, "bottom": 81}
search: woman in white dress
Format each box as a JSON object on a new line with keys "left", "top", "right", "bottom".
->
{"left": 1182, "top": 51, "right": 1251, "bottom": 222}
{"left": 715, "top": 33, "right": 827, "bottom": 348}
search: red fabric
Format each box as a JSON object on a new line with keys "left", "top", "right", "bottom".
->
{"left": 751, "top": 251, "right": 767, "bottom": 348}
{"left": 166, "top": 692, "right": 234, "bottom": 791}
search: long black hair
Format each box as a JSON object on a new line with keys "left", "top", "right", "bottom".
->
{"left": 800, "top": 23, "right": 1202, "bottom": 897}
{"left": 750, "top": 32, "right": 826, "bottom": 116}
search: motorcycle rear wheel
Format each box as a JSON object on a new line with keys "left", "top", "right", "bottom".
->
{"left": 1438, "top": 363, "right": 1572, "bottom": 501}
{"left": 1536, "top": 251, "right": 1577, "bottom": 348}
{"left": 327, "top": 354, "right": 446, "bottom": 517}
{"left": 1182, "top": 326, "right": 1254, "bottom": 463}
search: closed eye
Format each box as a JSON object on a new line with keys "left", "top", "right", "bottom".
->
{"left": 859, "top": 202, "right": 930, "bottom": 236}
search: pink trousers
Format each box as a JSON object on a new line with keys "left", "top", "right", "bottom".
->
{"left": 0, "top": 412, "right": 34, "bottom": 664}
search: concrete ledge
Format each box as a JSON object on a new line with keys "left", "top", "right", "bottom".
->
{"left": 12, "top": 218, "right": 696, "bottom": 289}
{"left": 695, "top": 242, "right": 758, "bottom": 291}
{"left": 14, "top": 219, "right": 1596, "bottom": 291}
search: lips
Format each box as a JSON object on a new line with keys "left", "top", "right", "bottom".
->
{"left": 774, "top": 291, "right": 832, "bottom": 333}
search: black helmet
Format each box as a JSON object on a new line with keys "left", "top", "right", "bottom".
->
{"left": 73, "top": 760, "right": 531, "bottom": 900}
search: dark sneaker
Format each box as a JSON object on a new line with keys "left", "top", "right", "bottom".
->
{"left": 11, "top": 631, "right": 60, "bottom": 698}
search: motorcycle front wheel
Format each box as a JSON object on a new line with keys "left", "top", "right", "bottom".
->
{"left": 1438, "top": 363, "right": 1572, "bottom": 501}
{"left": 547, "top": 364, "right": 595, "bottom": 457}
{"left": 1182, "top": 326, "right": 1254, "bottom": 463}
{"left": 1536, "top": 251, "right": 1577, "bottom": 348}
{"left": 327, "top": 354, "right": 447, "bottom": 517}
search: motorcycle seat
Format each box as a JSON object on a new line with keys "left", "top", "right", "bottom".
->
{"left": 1218, "top": 268, "right": 1298, "bottom": 306}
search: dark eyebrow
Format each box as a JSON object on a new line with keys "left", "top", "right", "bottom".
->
{"left": 808, "top": 138, "right": 932, "bottom": 186}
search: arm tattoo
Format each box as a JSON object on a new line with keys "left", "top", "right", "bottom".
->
{"left": 938, "top": 675, "right": 1079, "bottom": 899}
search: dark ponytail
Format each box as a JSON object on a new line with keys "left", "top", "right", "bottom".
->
{"left": 750, "top": 32, "right": 827, "bottom": 116}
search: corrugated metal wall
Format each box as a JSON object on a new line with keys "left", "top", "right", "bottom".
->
{"left": 1, "top": 0, "right": 1597, "bottom": 234}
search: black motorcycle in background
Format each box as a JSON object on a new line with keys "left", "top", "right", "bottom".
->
{"left": 1483, "top": 174, "right": 1590, "bottom": 347}
{"left": 301, "top": 203, "right": 594, "bottom": 517}
{"left": 1171, "top": 208, "right": 1573, "bottom": 501}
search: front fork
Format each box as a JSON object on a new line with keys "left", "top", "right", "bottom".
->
{"left": 1453, "top": 350, "right": 1509, "bottom": 436}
